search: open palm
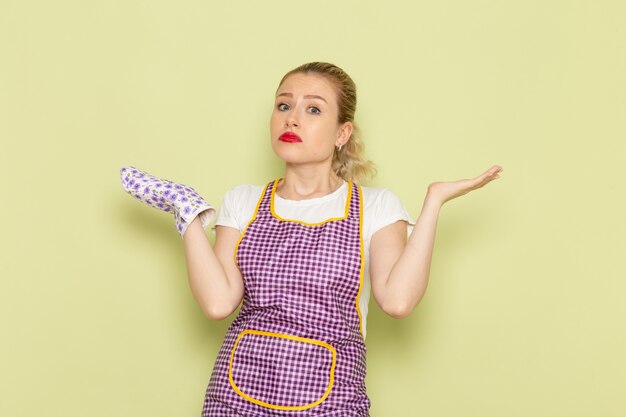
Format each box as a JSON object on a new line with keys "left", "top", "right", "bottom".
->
{"left": 427, "top": 165, "right": 503, "bottom": 205}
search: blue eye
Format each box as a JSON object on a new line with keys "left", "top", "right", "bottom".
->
{"left": 277, "top": 103, "right": 290, "bottom": 111}
{"left": 308, "top": 106, "right": 321, "bottom": 115}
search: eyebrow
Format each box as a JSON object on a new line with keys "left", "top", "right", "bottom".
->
{"left": 276, "top": 92, "right": 328, "bottom": 103}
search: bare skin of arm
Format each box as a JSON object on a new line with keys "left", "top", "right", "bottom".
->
{"left": 370, "top": 165, "right": 502, "bottom": 318}
{"left": 182, "top": 220, "right": 244, "bottom": 320}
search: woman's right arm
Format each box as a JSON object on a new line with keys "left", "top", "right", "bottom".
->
{"left": 182, "top": 216, "right": 244, "bottom": 320}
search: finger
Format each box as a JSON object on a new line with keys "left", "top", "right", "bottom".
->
{"left": 475, "top": 168, "right": 497, "bottom": 183}
{"left": 472, "top": 168, "right": 495, "bottom": 183}
{"left": 456, "top": 166, "right": 502, "bottom": 192}
{"left": 482, "top": 173, "right": 501, "bottom": 186}
{"left": 486, "top": 165, "right": 503, "bottom": 176}
{"left": 475, "top": 166, "right": 502, "bottom": 184}
{"left": 472, "top": 171, "right": 501, "bottom": 189}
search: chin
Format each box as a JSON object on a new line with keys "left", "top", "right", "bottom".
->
{"left": 272, "top": 147, "right": 304, "bottom": 164}
{"left": 271, "top": 141, "right": 299, "bottom": 160}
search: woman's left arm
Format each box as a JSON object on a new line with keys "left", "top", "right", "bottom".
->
{"left": 370, "top": 165, "right": 502, "bottom": 318}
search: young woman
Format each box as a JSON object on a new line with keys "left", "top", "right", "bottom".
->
{"left": 121, "top": 62, "right": 502, "bottom": 417}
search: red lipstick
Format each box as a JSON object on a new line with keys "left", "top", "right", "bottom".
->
{"left": 279, "top": 132, "right": 303, "bottom": 143}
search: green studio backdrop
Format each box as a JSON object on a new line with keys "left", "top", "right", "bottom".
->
{"left": 1, "top": 1, "right": 625, "bottom": 416}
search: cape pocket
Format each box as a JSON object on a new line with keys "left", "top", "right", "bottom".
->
{"left": 228, "top": 329, "right": 336, "bottom": 410}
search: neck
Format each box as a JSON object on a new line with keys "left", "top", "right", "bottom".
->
{"left": 278, "top": 164, "right": 343, "bottom": 200}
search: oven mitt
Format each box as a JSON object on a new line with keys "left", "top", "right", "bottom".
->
{"left": 120, "top": 166, "right": 216, "bottom": 236}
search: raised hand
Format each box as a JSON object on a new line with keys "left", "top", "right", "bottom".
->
{"left": 120, "top": 166, "right": 216, "bottom": 236}
{"left": 426, "top": 165, "right": 503, "bottom": 206}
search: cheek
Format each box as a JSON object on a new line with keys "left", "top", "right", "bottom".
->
{"left": 269, "top": 114, "right": 282, "bottom": 136}
{"left": 317, "top": 122, "right": 340, "bottom": 144}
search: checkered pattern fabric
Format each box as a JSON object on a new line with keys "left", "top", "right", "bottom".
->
{"left": 203, "top": 180, "right": 370, "bottom": 417}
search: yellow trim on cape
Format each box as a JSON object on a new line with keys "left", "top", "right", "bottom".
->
{"left": 355, "top": 184, "right": 365, "bottom": 337}
{"left": 269, "top": 178, "right": 353, "bottom": 226}
{"left": 228, "top": 329, "right": 337, "bottom": 411}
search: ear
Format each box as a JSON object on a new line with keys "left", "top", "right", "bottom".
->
{"left": 336, "top": 122, "right": 353, "bottom": 147}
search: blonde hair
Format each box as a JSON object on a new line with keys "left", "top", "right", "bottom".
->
{"left": 278, "top": 62, "right": 376, "bottom": 184}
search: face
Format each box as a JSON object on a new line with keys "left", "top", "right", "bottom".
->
{"left": 270, "top": 73, "right": 352, "bottom": 166}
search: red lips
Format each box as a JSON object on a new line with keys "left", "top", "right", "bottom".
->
{"left": 279, "top": 132, "right": 303, "bottom": 143}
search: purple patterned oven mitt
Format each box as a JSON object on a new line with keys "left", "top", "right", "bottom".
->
{"left": 120, "top": 166, "right": 216, "bottom": 236}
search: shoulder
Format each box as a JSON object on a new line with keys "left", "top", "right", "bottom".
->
{"left": 359, "top": 185, "right": 405, "bottom": 211}
{"left": 359, "top": 185, "right": 413, "bottom": 238}
{"left": 217, "top": 183, "right": 267, "bottom": 231}
{"left": 224, "top": 183, "right": 266, "bottom": 203}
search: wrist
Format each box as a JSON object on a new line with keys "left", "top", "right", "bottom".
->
{"left": 182, "top": 216, "right": 204, "bottom": 240}
{"left": 423, "top": 190, "right": 444, "bottom": 210}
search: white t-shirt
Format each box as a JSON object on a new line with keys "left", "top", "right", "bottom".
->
{"left": 216, "top": 180, "right": 413, "bottom": 338}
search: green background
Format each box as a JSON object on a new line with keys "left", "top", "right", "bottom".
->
{"left": 2, "top": 1, "right": 625, "bottom": 416}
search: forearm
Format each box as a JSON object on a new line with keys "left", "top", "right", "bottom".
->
{"left": 381, "top": 193, "right": 442, "bottom": 317}
{"left": 183, "top": 218, "right": 243, "bottom": 320}
{"left": 377, "top": 165, "right": 502, "bottom": 318}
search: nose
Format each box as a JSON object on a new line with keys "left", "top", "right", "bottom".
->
{"left": 285, "top": 111, "right": 299, "bottom": 128}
